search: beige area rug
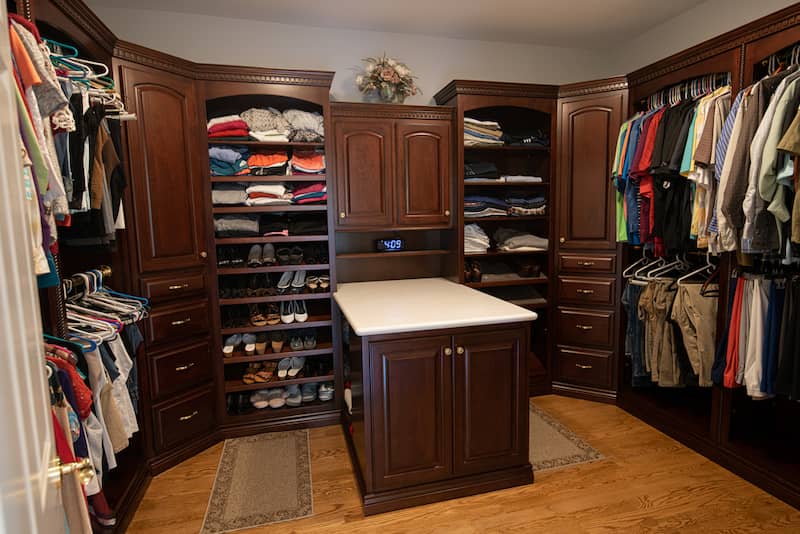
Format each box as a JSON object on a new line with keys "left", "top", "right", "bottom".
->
{"left": 530, "top": 402, "right": 604, "bottom": 471}
{"left": 201, "top": 430, "right": 312, "bottom": 534}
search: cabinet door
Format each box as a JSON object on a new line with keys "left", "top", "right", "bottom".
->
{"left": 118, "top": 62, "right": 207, "bottom": 273}
{"left": 556, "top": 91, "right": 625, "bottom": 250}
{"left": 334, "top": 119, "right": 394, "bottom": 228}
{"left": 395, "top": 119, "right": 451, "bottom": 227}
{"left": 453, "top": 327, "right": 528, "bottom": 476}
{"left": 368, "top": 335, "right": 452, "bottom": 490}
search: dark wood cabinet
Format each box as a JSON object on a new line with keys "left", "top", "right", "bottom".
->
{"left": 332, "top": 103, "right": 453, "bottom": 230}
{"left": 368, "top": 335, "right": 453, "bottom": 490}
{"left": 453, "top": 328, "right": 528, "bottom": 476}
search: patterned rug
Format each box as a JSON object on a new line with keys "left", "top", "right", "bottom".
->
{"left": 201, "top": 430, "right": 312, "bottom": 533}
{"left": 530, "top": 402, "right": 604, "bottom": 471}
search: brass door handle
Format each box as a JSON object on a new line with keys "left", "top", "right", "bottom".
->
{"left": 171, "top": 317, "right": 192, "bottom": 326}
{"left": 576, "top": 289, "right": 595, "bottom": 295}
{"left": 456, "top": 347, "right": 465, "bottom": 355}
{"left": 444, "top": 347, "right": 453, "bottom": 356}
{"left": 49, "top": 457, "right": 94, "bottom": 486}
{"left": 175, "top": 362, "right": 196, "bottom": 372}
{"left": 575, "top": 363, "right": 593, "bottom": 370}
{"left": 578, "top": 261, "right": 595, "bottom": 267}
{"left": 178, "top": 410, "right": 199, "bottom": 422}
{"left": 575, "top": 324, "right": 594, "bottom": 331}
{"left": 168, "top": 283, "right": 190, "bottom": 291}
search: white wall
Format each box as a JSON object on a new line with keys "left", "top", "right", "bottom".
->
{"left": 86, "top": 5, "right": 610, "bottom": 105}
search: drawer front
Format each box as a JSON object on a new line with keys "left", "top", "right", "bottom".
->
{"left": 556, "top": 307, "right": 614, "bottom": 348}
{"left": 555, "top": 345, "right": 613, "bottom": 389}
{"left": 153, "top": 386, "right": 215, "bottom": 452}
{"left": 150, "top": 340, "right": 213, "bottom": 400}
{"left": 558, "top": 276, "right": 615, "bottom": 306}
{"left": 141, "top": 271, "right": 206, "bottom": 304}
{"left": 559, "top": 254, "right": 616, "bottom": 275}
{"left": 146, "top": 299, "right": 210, "bottom": 346}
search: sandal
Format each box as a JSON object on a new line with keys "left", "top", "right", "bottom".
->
{"left": 261, "top": 361, "right": 277, "bottom": 379}
{"left": 249, "top": 304, "right": 267, "bottom": 327}
{"left": 306, "top": 276, "right": 319, "bottom": 292}
{"left": 266, "top": 303, "right": 281, "bottom": 325}
{"left": 318, "top": 275, "right": 330, "bottom": 292}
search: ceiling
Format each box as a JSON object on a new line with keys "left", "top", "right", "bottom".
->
{"left": 88, "top": 0, "right": 708, "bottom": 48}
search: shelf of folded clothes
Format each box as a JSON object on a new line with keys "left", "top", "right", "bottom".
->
{"left": 212, "top": 182, "right": 328, "bottom": 212}
{"left": 209, "top": 145, "right": 325, "bottom": 177}
{"left": 208, "top": 140, "right": 325, "bottom": 147}
{"left": 464, "top": 194, "right": 547, "bottom": 220}
{"left": 463, "top": 116, "right": 550, "bottom": 149}
{"left": 207, "top": 108, "right": 325, "bottom": 144}
{"left": 211, "top": 175, "right": 327, "bottom": 183}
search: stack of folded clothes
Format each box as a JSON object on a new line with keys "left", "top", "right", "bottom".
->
{"left": 241, "top": 108, "right": 290, "bottom": 142}
{"left": 283, "top": 109, "right": 325, "bottom": 142}
{"left": 464, "top": 195, "right": 509, "bottom": 218}
{"left": 493, "top": 227, "right": 548, "bottom": 251}
{"left": 208, "top": 115, "right": 250, "bottom": 140}
{"left": 501, "top": 128, "right": 550, "bottom": 147}
{"left": 245, "top": 184, "right": 292, "bottom": 206}
{"left": 209, "top": 146, "right": 250, "bottom": 176}
{"left": 212, "top": 183, "right": 247, "bottom": 205}
{"left": 464, "top": 117, "right": 503, "bottom": 146}
{"left": 215, "top": 215, "right": 260, "bottom": 237}
{"left": 248, "top": 151, "right": 288, "bottom": 176}
{"left": 291, "top": 183, "right": 327, "bottom": 205}
{"left": 464, "top": 224, "right": 490, "bottom": 254}
{"left": 507, "top": 196, "right": 546, "bottom": 216}
{"left": 291, "top": 150, "right": 326, "bottom": 175}
{"left": 464, "top": 161, "right": 499, "bottom": 181}
{"left": 501, "top": 175, "right": 543, "bottom": 183}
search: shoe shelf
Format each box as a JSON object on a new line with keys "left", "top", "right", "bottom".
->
{"left": 208, "top": 140, "right": 325, "bottom": 148}
{"left": 219, "top": 292, "right": 331, "bottom": 305}
{"left": 223, "top": 342, "right": 334, "bottom": 365}
{"left": 214, "top": 235, "right": 329, "bottom": 245}
{"left": 217, "top": 264, "right": 330, "bottom": 275}
{"left": 212, "top": 205, "right": 327, "bottom": 214}
{"left": 225, "top": 374, "right": 336, "bottom": 393}
{"left": 465, "top": 275, "right": 548, "bottom": 289}
{"left": 224, "top": 400, "right": 337, "bottom": 423}
{"left": 211, "top": 175, "right": 326, "bottom": 183}
{"left": 221, "top": 316, "right": 332, "bottom": 335}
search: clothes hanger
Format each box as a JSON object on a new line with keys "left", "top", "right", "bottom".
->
{"left": 634, "top": 256, "right": 665, "bottom": 279}
{"left": 623, "top": 249, "right": 651, "bottom": 278}
{"left": 677, "top": 252, "right": 716, "bottom": 284}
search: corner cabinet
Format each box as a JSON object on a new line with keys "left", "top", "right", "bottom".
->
{"left": 332, "top": 103, "right": 453, "bottom": 230}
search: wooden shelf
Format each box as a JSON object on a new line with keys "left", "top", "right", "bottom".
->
{"left": 221, "top": 316, "right": 332, "bottom": 335}
{"left": 219, "top": 292, "right": 331, "bottom": 305}
{"left": 513, "top": 300, "right": 549, "bottom": 310}
{"left": 218, "top": 264, "right": 329, "bottom": 275}
{"left": 212, "top": 205, "right": 326, "bottom": 214}
{"left": 464, "top": 145, "right": 549, "bottom": 152}
{"left": 215, "top": 235, "right": 328, "bottom": 245}
{"left": 336, "top": 249, "right": 451, "bottom": 259}
{"left": 466, "top": 276, "right": 548, "bottom": 288}
{"left": 464, "top": 180, "right": 548, "bottom": 187}
{"left": 224, "top": 400, "right": 337, "bottom": 422}
{"left": 465, "top": 249, "right": 548, "bottom": 258}
{"left": 211, "top": 175, "right": 326, "bottom": 183}
{"left": 208, "top": 140, "right": 324, "bottom": 148}
{"left": 223, "top": 343, "right": 334, "bottom": 365}
{"left": 225, "top": 374, "right": 335, "bottom": 393}
{"left": 464, "top": 215, "right": 547, "bottom": 222}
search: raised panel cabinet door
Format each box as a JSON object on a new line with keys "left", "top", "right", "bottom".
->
{"left": 334, "top": 119, "right": 394, "bottom": 228}
{"left": 395, "top": 119, "right": 451, "bottom": 227}
{"left": 453, "top": 327, "right": 528, "bottom": 476}
{"left": 368, "top": 335, "right": 453, "bottom": 490}
{"left": 118, "top": 63, "right": 207, "bottom": 273}
{"left": 556, "top": 91, "right": 625, "bottom": 250}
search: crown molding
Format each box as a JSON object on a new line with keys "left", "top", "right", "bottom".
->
{"left": 331, "top": 102, "right": 454, "bottom": 120}
{"left": 194, "top": 64, "right": 334, "bottom": 87}
{"left": 434, "top": 80, "right": 558, "bottom": 104}
{"left": 44, "top": 0, "right": 117, "bottom": 54}
{"left": 558, "top": 77, "right": 629, "bottom": 98}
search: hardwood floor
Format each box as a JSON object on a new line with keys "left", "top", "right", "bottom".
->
{"left": 128, "top": 396, "right": 800, "bottom": 533}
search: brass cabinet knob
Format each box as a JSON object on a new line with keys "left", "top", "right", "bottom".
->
{"left": 200, "top": 251, "right": 208, "bottom": 258}
{"left": 445, "top": 210, "right": 451, "bottom": 216}
{"left": 559, "top": 237, "right": 566, "bottom": 244}
{"left": 339, "top": 212, "right": 346, "bottom": 219}
{"left": 456, "top": 347, "right": 465, "bottom": 355}
{"left": 444, "top": 347, "right": 453, "bottom": 356}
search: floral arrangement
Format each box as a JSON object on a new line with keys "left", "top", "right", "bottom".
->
{"left": 356, "top": 54, "right": 420, "bottom": 103}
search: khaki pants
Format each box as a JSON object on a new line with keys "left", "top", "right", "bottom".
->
{"left": 671, "top": 283, "right": 719, "bottom": 386}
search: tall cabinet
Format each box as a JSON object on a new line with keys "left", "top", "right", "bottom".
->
{"left": 552, "top": 78, "right": 627, "bottom": 402}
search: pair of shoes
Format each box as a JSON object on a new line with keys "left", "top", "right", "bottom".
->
{"left": 266, "top": 387, "right": 287, "bottom": 409}
{"left": 285, "top": 385, "right": 302, "bottom": 407}
{"left": 247, "top": 244, "right": 276, "bottom": 267}
{"left": 276, "top": 246, "right": 304, "bottom": 265}
{"left": 318, "top": 383, "right": 334, "bottom": 402}
{"left": 247, "top": 274, "right": 275, "bottom": 297}
{"left": 306, "top": 275, "right": 330, "bottom": 292}
{"left": 464, "top": 260, "right": 482, "bottom": 283}
{"left": 301, "top": 383, "right": 317, "bottom": 402}
{"left": 242, "top": 361, "right": 277, "bottom": 384}
{"left": 222, "top": 334, "right": 242, "bottom": 357}
{"left": 270, "top": 331, "right": 285, "bottom": 353}
{"left": 277, "top": 356, "right": 305, "bottom": 379}
{"left": 280, "top": 300, "right": 308, "bottom": 323}
{"left": 218, "top": 247, "right": 246, "bottom": 268}
{"left": 277, "top": 271, "right": 307, "bottom": 294}
{"left": 289, "top": 330, "right": 316, "bottom": 351}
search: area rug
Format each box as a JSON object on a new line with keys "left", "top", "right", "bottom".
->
{"left": 530, "top": 402, "right": 604, "bottom": 471}
{"left": 201, "top": 430, "right": 313, "bottom": 533}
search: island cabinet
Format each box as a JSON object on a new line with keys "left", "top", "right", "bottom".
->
{"left": 344, "top": 322, "right": 532, "bottom": 515}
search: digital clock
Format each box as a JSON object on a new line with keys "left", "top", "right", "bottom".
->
{"left": 375, "top": 238, "right": 406, "bottom": 252}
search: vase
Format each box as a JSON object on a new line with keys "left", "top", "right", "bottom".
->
{"left": 378, "top": 85, "right": 406, "bottom": 104}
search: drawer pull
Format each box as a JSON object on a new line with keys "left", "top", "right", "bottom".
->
{"left": 178, "top": 410, "right": 199, "bottom": 422}
{"left": 175, "top": 362, "right": 196, "bottom": 372}
{"left": 575, "top": 363, "right": 593, "bottom": 370}
{"left": 168, "top": 283, "right": 190, "bottom": 291}
{"left": 456, "top": 346, "right": 465, "bottom": 355}
{"left": 575, "top": 324, "right": 594, "bottom": 331}
{"left": 443, "top": 347, "right": 453, "bottom": 356}
{"left": 578, "top": 261, "right": 595, "bottom": 267}
{"left": 170, "top": 318, "right": 192, "bottom": 326}
{"left": 576, "top": 289, "right": 595, "bottom": 295}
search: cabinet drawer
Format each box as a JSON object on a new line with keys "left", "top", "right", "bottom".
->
{"left": 141, "top": 271, "right": 206, "bottom": 304}
{"left": 152, "top": 386, "right": 215, "bottom": 452}
{"left": 559, "top": 254, "right": 615, "bottom": 275}
{"left": 150, "top": 340, "right": 213, "bottom": 400}
{"left": 146, "top": 299, "right": 210, "bottom": 346}
{"left": 558, "top": 276, "right": 615, "bottom": 306}
{"left": 556, "top": 307, "right": 614, "bottom": 348}
{"left": 555, "top": 345, "right": 613, "bottom": 389}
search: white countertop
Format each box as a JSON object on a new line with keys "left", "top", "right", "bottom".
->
{"left": 334, "top": 277, "right": 538, "bottom": 336}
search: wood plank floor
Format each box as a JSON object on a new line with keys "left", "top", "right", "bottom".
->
{"left": 128, "top": 396, "right": 800, "bottom": 533}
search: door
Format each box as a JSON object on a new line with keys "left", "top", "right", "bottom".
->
{"left": 556, "top": 91, "right": 625, "bottom": 250}
{"left": 453, "top": 327, "right": 528, "bottom": 475}
{"left": 395, "top": 119, "right": 451, "bottom": 227}
{"left": 0, "top": 14, "right": 65, "bottom": 531}
{"left": 368, "top": 335, "right": 452, "bottom": 490}
{"left": 334, "top": 119, "right": 394, "bottom": 228}
{"left": 117, "top": 61, "right": 208, "bottom": 273}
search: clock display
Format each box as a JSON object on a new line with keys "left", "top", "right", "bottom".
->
{"left": 375, "top": 238, "right": 406, "bottom": 252}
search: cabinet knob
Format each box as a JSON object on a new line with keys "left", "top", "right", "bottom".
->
{"left": 200, "top": 251, "right": 208, "bottom": 258}
{"left": 444, "top": 347, "right": 453, "bottom": 356}
{"left": 559, "top": 237, "right": 566, "bottom": 244}
{"left": 339, "top": 212, "right": 346, "bottom": 219}
{"left": 445, "top": 210, "right": 450, "bottom": 216}
{"left": 456, "top": 346, "right": 465, "bottom": 355}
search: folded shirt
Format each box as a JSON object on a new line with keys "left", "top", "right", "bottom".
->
{"left": 211, "top": 158, "right": 249, "bottom": 176}
{"left": 506, "top": 196, "right": 546, "bottom": 208}
{"left": 464, "top": 161, "right": 498, "bottom": 179}
{"left": 209, "top": 146, "right": 248, "bottom": 164}
{"left": 246, "top": 184, "right": 287, "bottom": 197}
{"left": 288, "top": 129, "right": 323, "bottom": 143}
{"left": 208, "top": 120, "right": 249, "bottom": 134}
{"left": 248, "top": 152, "right": 288, "bottom": 167}
{"left": 464, "top": 135, "right": 504, "bottom": 147}
{"left": 464, "top": 208, "right": 508, "bottom": 218}
{"left": 283, "top": 109, "right": 325, "bottom": 138}
{"left": 464, "top": 123, "right": 504, "bottom": 138}
{"left": 249, "top": 131, "right": 290, "bottom": 142}
{"left": 464, "top": 195, "right": 509, "bottom": 211}
{"left": 214, "top": 215, "right": 259, "bottom": 236}
{"left": 209, "top": 129, "right": 250, "bottom": 139}
{"left": 464, "top": 117, "right": 501, "bottom": 130}
{"left": 464, "top": 128, "right": 504, "bottom": 141}
{"left": 212, "top": 184, "right": 247, "bottom": 205}
{"left": 291, "top": 151, "right": 326, "bottom": 173}
{"left": 509, "top": 206, "right": 546, "bottom": 216}
{"left": 251, "top": 163, "right": 288, "bottom": 176}
{"left": 246, "top": 197, "right": 292, "bottom": 206}
{"left": 207, "top": 115, "right": 243, "bottom": 129}
{"left": 494, "top": 227, "right": 548, "bottom": 250}
{"left": 241, "top": 108, "right": 290, "bottom": 134}
{"left": 291, "top": 183, "right": 326, "bottom": 197}
{"left": 294, "top": 193, "right": 327, "bottom": 205}
{"left": 502, "top": 175, "right": 543, "bottom": 183}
